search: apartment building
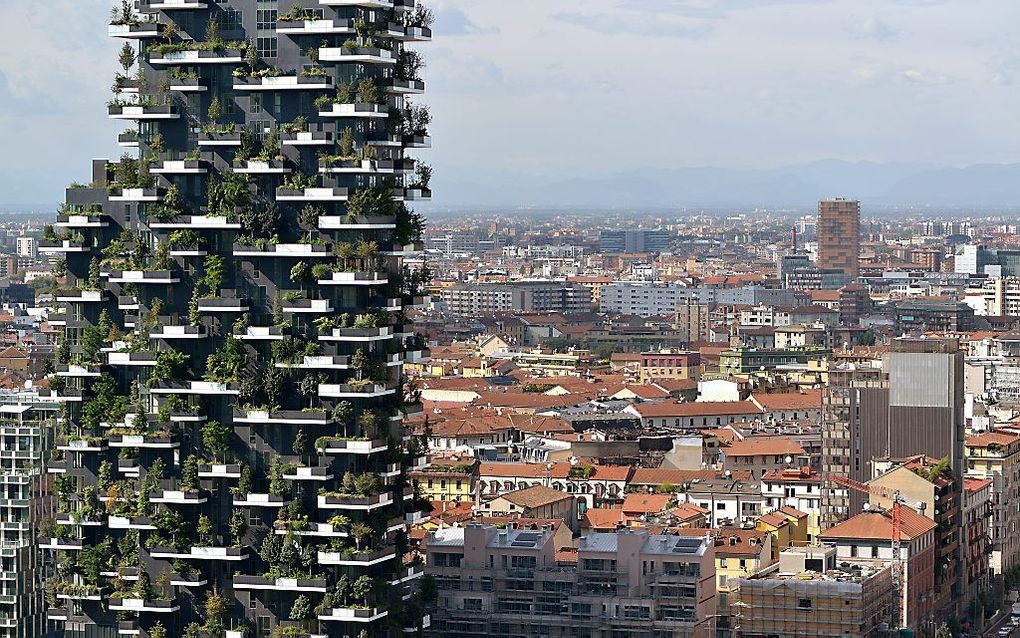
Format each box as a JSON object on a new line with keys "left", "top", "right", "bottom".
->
{"left": 0, "top": 396, "right": 58, "bottom": 638}
{"left": 442, "top": 281, "right": 592, "bottom": 315}
{"left": 426, "top": 525, "right": 717, "bottom": 638}
{"left": 761, "top": 467, "right": 823, "bottom": 541}
{"left": 818, "top": 507, "right": 937, "bottom": 631}
{"left": 730, "top": 546, "right": 895, "bottom": 638}
{"left": 46, "top": 1, "right": 433, "bottom": 635}
{"left": 965, "top": 428, "right": 1020, "bottom": 574}
{"left": 638, "top": 350, "right": 701, "bottom": 383}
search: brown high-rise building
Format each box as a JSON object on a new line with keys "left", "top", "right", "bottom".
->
{"left": 817, "top": 198, "right": 861, "bottom": 279}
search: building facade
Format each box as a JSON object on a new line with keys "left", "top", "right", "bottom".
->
{"left": 427, "top": 525, "right": 717, "bottom": 638}
{"left": 0, "top": 395, "right": 59, "bottom": 638}
{"left": 45, "top": 2, "right": 432, "bottom": 636}
{"left": 816, "top": 198, "right": 860, "bottom": 280}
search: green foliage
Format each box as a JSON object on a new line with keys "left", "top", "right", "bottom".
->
{"left": 346, "top": 185, "right": 397, "bottom": 220}
{"left": 182, "top": 455, "right": 200, "bottom": 492}
{"left": 204, "top": 337, "right": 246, "bottom": 384}
{"left": 202, "top": 420, "right": 232, "bottom": 461}
{"left": 151, "top": 349, "right": 189, "bottom": 386}
{"left": 207, "top": 96, "right": 222, "bottom": 123}
{"left": 229, "top": 508, "right": 248, "bottom": 546}
{"left": 118, "top": 42, "right": 135, "bottom": 73}
{"left": 290, "top": 594, "right": 313, "bottom": 621}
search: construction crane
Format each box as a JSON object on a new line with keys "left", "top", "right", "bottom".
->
{"left": 830, "top": 475, "right": 907, "bottom": 632}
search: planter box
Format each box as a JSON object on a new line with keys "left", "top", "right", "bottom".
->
{"left": 150, "top": 49, "right": 244, "bottom": 65}
{"left": 317, "top": 491, "right": 393, "bottom": 510}
{"left": 318, "top": 215, "right": 395, "bottom": 230}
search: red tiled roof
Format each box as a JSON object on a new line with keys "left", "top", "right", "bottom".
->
{"left": 820, "top": 507, "right": 936, "bottom": 542}
{"left": 622, "top": 494, "right": 672, "bottom": 514}
{"left": 722, "top": 437, "right": 805, "bottom": 458}
{"left": 629, "top": 401, "right": 762, "bottom": 418}
{"left": 750, "top": 390, "right": 822, "bottom": 411}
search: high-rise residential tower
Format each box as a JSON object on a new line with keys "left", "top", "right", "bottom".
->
{"left": 816, "top": 198, "right": 860, "bottom": 280}
{"left": 44, "top": 1, "right": 433, "bottom": 636}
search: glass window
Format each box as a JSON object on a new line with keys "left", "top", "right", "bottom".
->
{"left": 257, "top": 36, "right": 277, "bottom": 58}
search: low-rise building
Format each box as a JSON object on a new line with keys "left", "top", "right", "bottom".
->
{"left": 730, "top": 546, "right": 895, "bottom": 638}
{"left": 761, "top": 467, "right": 823, "bottom": 541}
{"left": 477, "top": 485, "right": 578, "bottom": 532}
{"left": 426, "top": 525, "right": 717, "bottom": 637}
{"left": 719, "top": 437, "right": 807, "bottom": 480}
{"left": 965, "top": 428, "right": 1020, "bottom": 574}
{"left": 818, "top": 506, "right": 937, "bottom": 631}
{"left": 679, "top": 477, "right": 764, "bottom": 527}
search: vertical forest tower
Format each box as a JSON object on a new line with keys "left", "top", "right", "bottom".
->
{"left": 46, "top": 0, "right": 432, "bottom": 636}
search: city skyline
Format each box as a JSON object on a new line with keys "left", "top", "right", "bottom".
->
{"left": 6, "top": 0, "right": 1020, "bottom": 208}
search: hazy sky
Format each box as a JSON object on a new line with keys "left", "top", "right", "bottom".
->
{"left": 2, "top": 0, "right": 1019, "bottom": 205}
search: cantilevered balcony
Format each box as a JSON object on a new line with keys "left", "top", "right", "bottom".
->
{"left": 233, "top": 409, "right": 331, "bottom": 426}
{"left": 108, "top": 22, "right": 163, "bottom": 39}
{"left": 319, "top": 46, "right": 395, "bottom": 65}
{"left": 318, "top": 607, "right": 388, "bottom": 624}
{"left": 198, "top": 131, "right": 241, "bottom": 146}
{"left": 55, "top": 214, "right": 109, "bottom": 229}
{"left": 275, "top": 355, "right": 352, "bottom": 370}
{"left": 274, "top": 521, "right": 349, "bottom": 538}
{"left": 232, "top": 159, "right": 291, "bottom": 174}
{"left": 150, "top": 49, "right": 244, "bottom": 65}
{"left": 118, "top": 130, "right": 139, "bottom": 147}
{"left": 318, "top": 158, "right": 396, "bottom": 175}
{"left": 233, "top": 576, "right": 328, "bottom": 593}
{"left": 108, "top": 351, "right": 158, "bottom": 366}
{"left": 387, "top": 78, "right": 426, "bottom": 95}
{"left": 318, "top": 214, "right": 395, "bottom": 230}
{"left": 148, "top": 324, "right": 206, "bottom": 340}
{"left": 234, "top": 326, "right": 285, "bottom": 341}
{"left": 109, "top": 598, "right": 180, "bottom": 613}
{"left": 197, "top": 296, "right": 249, "bottom": 312}
{"left": 316, "top": 271, "right": 388, "bottom": 286}
{"left": 56, "top": 438, "right": 105, "bottom": 452}
{"left": 108, "top": 104, "right": 179, "bottom": 120}
{"left": 282, "top": 130, "right": 333, "bottom": 146}
{"left": 317, "top": 546, "right": 397, "bottom": 566}
{"left": 150, "top": 380, "right": 240, "bottom": 396}
{"left": 103, "top": 270, "right": 180, "bottom": 284}
{"left": 149, "top": 214, "right": 241, "bottom": 230}
{"left": 317, "top": 491, "right": 394, "bottom": 511}
{"left": 234, "top": 75, "right": 333, "bottom": 91}
{"left": 108, "top": 433, "right": 179, "bottom": 449}
{"left": 315, "top": 437, "right": 387, "bottom": 456}
{"left": 150, "top": 489, "right": 206, "bottom": 504}
{"left": 40, "top": 537, "right": 84, "bottom": 551}
{"left": 318, "top": 326, "right": 394, "bottom": 342}
{"left": 140, "top": 0, "right": 208, "bottom": 9}
{"left": 282, "top": 298, "right": 334, "bottom": 314}
{"left": 321, "top": 0, "right": 395, "bottom": 8}
{"left": 108, "top": 515, "right": 158, "bottom": 531}
{"left": 403, "top": 134, "right": 432, "bottom": 149}
{"left": 169, "top": 243, "right": 207, "bottom": 257}
{"left": 318, "top": 103, "right": 388, "bottom": 118}
{"left": 53, "top": 364, "right": 101, "bottom": 378}
{"left": 283, "top": 466, "right": 333, "bottom": 482}
{"left": 198, "top": 463, "right": 242, "bottom": 479}
{"left": 399, "top": 187, "right": 432, "bottom": 201}
{"left": 232, "top": 239, "right": 332, "bottom": 258}
{"left": 151, "top": 158, "right": 208, "bottom": 174}
{"left": 108, "top": 187, "right": 163, "bottom": 202}
{"left": 277, "top": 18, "right": 355, "bottom": 35}
{"left": 232, "top": 492, "right": 286, "bottom": 508}
{"left": 318, "top": 383, "right": 397, "bottom": 399}
{"left": 275, "top": 187, "right": 348, "bottom": 202}
{"left": 168, "top": 77, "right": 208, "bottom": 92}
{"left": 390, "top": 24, "right": 432, "bottom": 42}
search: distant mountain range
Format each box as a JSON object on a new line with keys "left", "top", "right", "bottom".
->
{"left": 429, "top": 159, "right": 1020, "bottom": 210}
{"left": 10, "top": 159, "right": 1020, "bottom": 214}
